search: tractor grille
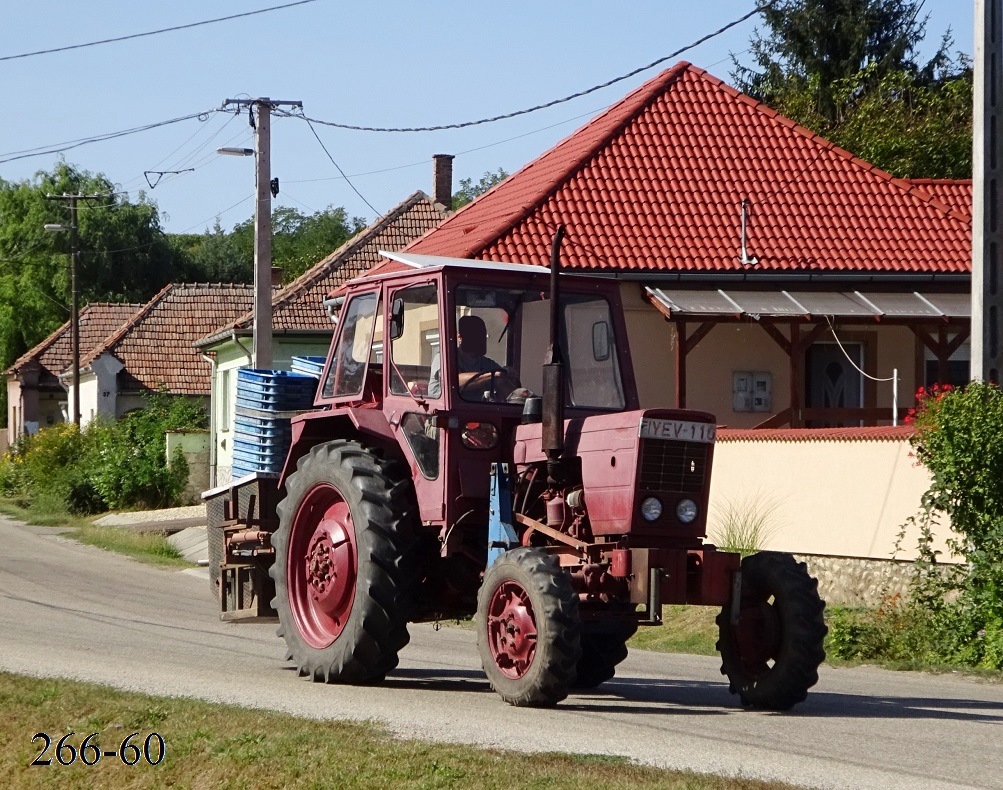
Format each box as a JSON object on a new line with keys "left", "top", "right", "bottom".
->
{"left": 638, "top": 440, "right": 709, "bottom": 494}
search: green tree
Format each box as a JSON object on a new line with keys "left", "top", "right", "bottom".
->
{"left": 830, "top": 64, "right": 972, "bottom": 178}
{"left": 452, "top": 168, "right": 509, "bottom": 209}
{"left": 226, "top": 205, "right": 367, "bottom": 282}
{"left": 168, "top": 221, "right": 250, "bottom": 284}
{"left": 732, "top": 0, "right": 971, "bottom": 178}
{"left": 0, "top": 162, "right": 175, "bottom": 389}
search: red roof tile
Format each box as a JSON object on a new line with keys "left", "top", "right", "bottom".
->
{"left": 407, "top": 63, "right": 970, "bottom": 275}
{"left": 906, "top": 179, "right": 972, "bottom": 220}
{"left": 717, "top": 425, "right": 914, "bottom": 442}
{"left": 201, "top": 192, "right": 447, "bottom": 345}
{"left": 4, "top": 302, "right": 142, "bottom": 384}
{"left": 79, "top": 284, "right": 254, "bottom": 396}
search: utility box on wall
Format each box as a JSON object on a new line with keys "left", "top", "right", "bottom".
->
{"left": 732, "top": 371, "right": 772, "bottom": 412}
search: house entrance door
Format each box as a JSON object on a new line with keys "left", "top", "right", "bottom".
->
{"left": 805, "top": 342, "right": 863, "bottom": 427}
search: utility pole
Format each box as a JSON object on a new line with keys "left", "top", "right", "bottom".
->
{"left": 221, "top": 97, "right": 302, "bottom": 370}
{"left": 44, "top": 192, "right": 104, "bottom": 427}
{"left": 973, "top": 0, "right": 1002, "bottom": 383}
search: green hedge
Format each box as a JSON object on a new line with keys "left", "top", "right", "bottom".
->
{"left": 0, "top": 391, "right": 206, "bottom": 515}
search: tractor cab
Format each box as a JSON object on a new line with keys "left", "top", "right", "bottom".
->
{"left": 308, "top": 251, "right": 638, "bottom": 531}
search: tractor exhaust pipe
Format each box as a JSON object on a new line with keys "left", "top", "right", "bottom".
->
{"left": 543, "top": 225, "right": 566, "bottom": 489}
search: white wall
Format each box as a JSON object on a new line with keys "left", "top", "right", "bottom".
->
{"left": 710, "top": 434, "right": 956, "bottom": 562}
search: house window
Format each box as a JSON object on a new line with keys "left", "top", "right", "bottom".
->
{"left": 220, "top": 369, "right": 232, "bottom": 432}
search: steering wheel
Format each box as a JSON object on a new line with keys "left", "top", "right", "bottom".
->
{"left": 459, "top": 369, "right": 521, "bottom": 402}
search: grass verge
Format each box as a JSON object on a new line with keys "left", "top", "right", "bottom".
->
{"left": 0, "top": 498, "right": 188, "bottom": 568}
{"left": 628, "top": 606, "right": 719, "bottom": 655}
{"left": 0, "top": 672, "right": 797, "bottom": 790}
{"left": 70, "top": 523, "right": 188, "bottom": 568}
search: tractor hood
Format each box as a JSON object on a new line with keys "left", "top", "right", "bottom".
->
{"left": 512, "top": 409, "right": 716, "bottom": 536}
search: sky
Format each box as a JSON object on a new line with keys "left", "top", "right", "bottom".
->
{"left": 0, "top": 1, "right": 976, "bottom": 237}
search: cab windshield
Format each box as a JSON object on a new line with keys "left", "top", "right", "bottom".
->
{"left": 452, "top": 285, "right": 625, "bottom": 409}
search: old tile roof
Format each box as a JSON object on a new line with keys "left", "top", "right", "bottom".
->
{"left": 717, "top": 425, "right": 914, "bottom": 442}
{"left": 906, "top": 179, "right": 972, "bottom": 220}
{"left": 4, "top": 302, "right": 142, "bottom": 385}
{"left": 405, "top": 62, "right": 971, "bottom": 275}
{"left": 199, "top": 191, "right": 447, "bottom": 346}
{"left": 78, "top": 284, "right": 254, "bottom": 396}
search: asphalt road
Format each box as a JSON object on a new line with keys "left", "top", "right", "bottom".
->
{"left": 2, "top": 517, "right": 1002, "bottom": 790}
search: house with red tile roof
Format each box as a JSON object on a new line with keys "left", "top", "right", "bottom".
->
{"left": 66, "top": 283, "right": 255, "bottom": 425}
{"left": 4, "top": 302, "right": 141, "bottom": 444}
{"left": 197, "top": 190, "right": 448, "bottom": 484}
{"left": 402, "top": 62, "right": 972, "bottom": 429}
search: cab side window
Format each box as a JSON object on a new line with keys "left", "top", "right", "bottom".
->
{"left": 322, "top": 292, "right": 379, "bottom": 398}
{"left": 389, "top": 284, "right": 440, "bottom": 398}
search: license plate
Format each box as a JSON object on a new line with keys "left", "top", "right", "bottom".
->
{"left": 638, "top": 417, "right": 716, "bottom": 443}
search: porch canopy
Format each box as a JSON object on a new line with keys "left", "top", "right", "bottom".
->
{"left": 643, "top": 287, "right": 971, "bottom": 427}
{"left": 644, "top": 288, "right": 970, "bottom": 321}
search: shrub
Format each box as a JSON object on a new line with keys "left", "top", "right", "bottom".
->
{"left": 0, "top": 391, "right": 206, "bottom": 516}
{"left": 899, "top": 382, "right": 1003, "bottom": 669}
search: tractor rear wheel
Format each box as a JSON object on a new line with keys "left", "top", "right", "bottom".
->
{"left": 271, "top": 440, "right": 417, "bottom": 684}
{"left": 573, "top": 609, "right": 638, "bottom": 689}
{"left": 716, "top": 551, "right": 827, "bottom": 710}
{"left": 476, "top": 548, "right": 581, "bottom": 707}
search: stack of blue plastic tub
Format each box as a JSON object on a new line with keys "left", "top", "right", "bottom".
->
{"left": 231, "top": 369, "right": 318, "bottom": 479}
{"left": 290, "top": 355, "right": 326, "bottom": 379}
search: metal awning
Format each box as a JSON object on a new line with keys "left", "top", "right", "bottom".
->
{"left": 644, "top": 287, "right": 971, "bottom": 320}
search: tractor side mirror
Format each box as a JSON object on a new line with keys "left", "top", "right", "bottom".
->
{"left": 592, "top": 320, "right": 611, "bottom": 362}
{"left": 390, "top": 297, "right": 405, "bottom": 340}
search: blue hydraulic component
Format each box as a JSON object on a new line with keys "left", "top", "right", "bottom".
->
{"left": 487, "top": 462, "right": 519, "bottom": 566}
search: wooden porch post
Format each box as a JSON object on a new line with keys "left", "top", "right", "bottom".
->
{"left": 790, "top": 321, "right": 802, "bottom": 428}
{"left": 675, "top": 320, "right": 687, "bottom": 409}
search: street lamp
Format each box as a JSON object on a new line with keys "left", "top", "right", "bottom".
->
{"left": 217, "top": 134, "right": 272, "bottom": 369}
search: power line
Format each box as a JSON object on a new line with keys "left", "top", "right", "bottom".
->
{"left": 0, "top": 110, "right": 216, "bottom": 164}
{"left": 0, "top": 0, "right": 320, "bottom": 62}
{"left": 283, "top": 2, "right": 774, "bottom": 134}
{"left": 298, "top": 113, "right": 383, "bottom": 218}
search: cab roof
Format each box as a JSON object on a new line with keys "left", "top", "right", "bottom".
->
{"left": 330, "top": 250, "right": 554, "bottom": 297}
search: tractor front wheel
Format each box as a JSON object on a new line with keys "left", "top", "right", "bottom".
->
{"left": 573, "top": 608, "right": 638, "bottom": 689}
{"left": 476, "top": 548, "right": 581, "bottom": 707}
{"left": 716, "top": 551, "right": 827, "bottom": 710}
{"left": 271, "top": 440, "right": 417, "bottom": 684}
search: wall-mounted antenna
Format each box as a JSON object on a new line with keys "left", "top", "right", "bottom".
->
{"left": 739, "top": 197, "right": 759, "bottom": 266}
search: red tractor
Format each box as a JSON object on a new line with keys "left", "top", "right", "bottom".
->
{"left": 214, "top": 230, "right": 826, "bottom": 710}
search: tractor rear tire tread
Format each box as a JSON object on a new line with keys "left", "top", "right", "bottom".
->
{"left": 271, "top": 439, "right": 418, "bottom": 686}
{"left": 716, "top": 551, "right": 827, "bottom": 711}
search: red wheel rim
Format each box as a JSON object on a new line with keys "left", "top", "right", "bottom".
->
{"left": 486, "top": 579, "right": 538, "bottom": 679}
{"left": 287, "top": 483, "right": 357, "bottom": 649}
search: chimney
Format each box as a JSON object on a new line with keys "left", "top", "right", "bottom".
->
{"left": 271, "top": 266, "right": 283, "bottom": 288}
{"left": 433, "top": 154, "right": 454, "bottom": 209}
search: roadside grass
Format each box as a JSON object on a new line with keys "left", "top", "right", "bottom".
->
{"left": 0, "top": 498, "right": 188, "bottom": 568}
{"left": 0, "top": 496, "right": 91, "bottom": 529}
{"left": 0, "top": 672, "right": 798, "bottom": 790}
{"left": 628, "top": 606, "right": 719, "bottom": 655}
{"left": 69, "top": 523, "right": 188, "bottom": 568}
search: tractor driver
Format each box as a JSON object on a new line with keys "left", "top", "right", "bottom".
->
{"left": 428, "top": 314, "right": 515, "bottom": 400}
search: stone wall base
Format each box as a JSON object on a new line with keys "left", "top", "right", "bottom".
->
{"left": 795, "top": 554, "right": 919, "bottom": 607}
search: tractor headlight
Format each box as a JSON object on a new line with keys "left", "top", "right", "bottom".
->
{"left": 676, "top": 499, "right": 698, "bottom": 524}
{"left": 640, "top": 496, "right": 663, "bottom": 522}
